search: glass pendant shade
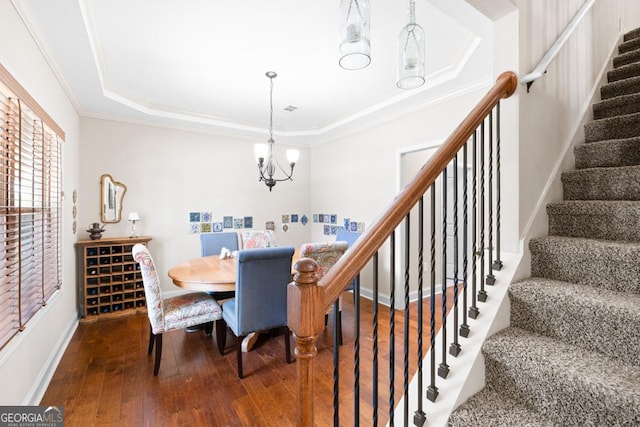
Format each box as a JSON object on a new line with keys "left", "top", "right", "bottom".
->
{"left": 397, "top": 0, "right": 425, "bottom": 89}
{"left": 397, "top": 22, "right": 425, "bottom": 89}
{"left": 339, "top": 0, "right": 371, "bottom": 70}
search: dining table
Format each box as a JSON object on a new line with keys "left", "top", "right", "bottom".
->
{"left": 168, "top": 249, "right": 300, "bottom": 351}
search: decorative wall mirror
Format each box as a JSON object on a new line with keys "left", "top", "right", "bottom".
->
{"left": 100, "top": 174, "right": 127, "bottom": 223}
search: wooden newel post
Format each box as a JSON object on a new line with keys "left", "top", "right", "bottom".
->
{"left": 288, "top": 257, "right": 325, "bottom": 427}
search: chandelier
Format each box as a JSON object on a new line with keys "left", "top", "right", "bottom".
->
{"left": 254, "top": 71, "right": 299, "bottom": 192}
{"left": 338, "top": 0, "right": 371, "bottom": 70}
{"left": 396, "top": 0, "right": 425, "bottom": 89}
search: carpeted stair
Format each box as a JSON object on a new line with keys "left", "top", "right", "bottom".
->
{"left": 449, "top": 28, "right": 640, "bottom": 426}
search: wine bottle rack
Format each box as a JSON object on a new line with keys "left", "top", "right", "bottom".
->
{"left": 76, "top": 236, "right": 152, "bottom": 322}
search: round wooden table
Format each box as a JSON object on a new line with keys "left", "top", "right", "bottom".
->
{"left": 168, "top": 255, "right": 236, "bottom": 293}
{"left": 168, "top": 250, "right": 300, "bottom": 350}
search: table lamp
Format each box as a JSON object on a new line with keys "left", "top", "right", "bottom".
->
{"left": 127, "top": 212, "right": 140, "bottom": 237}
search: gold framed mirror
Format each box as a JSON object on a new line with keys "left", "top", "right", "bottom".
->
{"left": 100, "top": 174, "right": 127, "bottom": 223}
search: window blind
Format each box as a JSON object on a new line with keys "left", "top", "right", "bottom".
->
{"left": 0, "top": 68, "right": 63, "bottom": 350}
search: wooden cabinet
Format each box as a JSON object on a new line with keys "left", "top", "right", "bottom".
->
{"left": 76, "top": 236, "right": 152, "bottom": 322}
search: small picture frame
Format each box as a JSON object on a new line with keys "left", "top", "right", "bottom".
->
{"left": 244, "top": 216, "right": 253, "bottom": 228}
{"left": 189, "top": 212, "right": 201, "bottom": 222}
{"left": 213, "top": 222, "right": 223, "bottom": 232}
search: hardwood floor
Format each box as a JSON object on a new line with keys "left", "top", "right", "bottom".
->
{"left": 42, "top": 291, "right": 455, "bottom": 426}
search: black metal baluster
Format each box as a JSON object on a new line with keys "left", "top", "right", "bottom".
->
{"left": 486, "top": 111, "right": 495, "bottom": 287}
{"left": 426, "top": 184, "right": 439, "bottom": 402}
{"left": 438, "top": 169, "right": 449, "bottom": 379}
{"left": 449, "top": 154, "right": 461, "bottom": 357}
{"left": 493, "top": 102, "right": 503, "bottom": 271}
{"left": 373, "top": 252, "right": 379, "bottom": 427}
{"left": 478, "top": 121, "right": 488, "bottom": 303}
{"left": 334, "top": 298, "right": 340, "bottom": 427}
{"left": 460, "top": 142, "right": 471, "bottom": 337}
{"left": 414, "top": 197, "right": 426, "bottom": 426}
{"left": 403, "top": 215, "right": 410, "bottom": 424}
{"left": 354, "top": 259, "right": 361, "bottom": 427}
{"left": 389, "top": 232, "right": 396, "bottom": 427}
{"left": 469, "top": 131, "right": 480, "bottom": 319}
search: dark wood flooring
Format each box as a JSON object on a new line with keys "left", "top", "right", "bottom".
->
{"left": 42, "top": 291, "right": 455, "bottom": 426}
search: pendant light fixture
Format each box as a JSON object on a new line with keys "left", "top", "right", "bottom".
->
{"left": 339, "top": 0, "right": 371, "bottom": 70}
{"left": 254, "top": 71, "right": 299, "bottom": 192}
{"left": 397, "top": 0, "right": 425, "bottom": 89}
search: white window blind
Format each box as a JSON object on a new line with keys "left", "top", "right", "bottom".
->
{"left": 0, "top": 64, "right": 63, "bottom": 350}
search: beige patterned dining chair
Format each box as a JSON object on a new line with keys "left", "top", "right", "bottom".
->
{"left": 132, "top": 244, "right": 223, "bottom": 376}
{"left": 299, "top": 241, "right": 349, "bottom": 345}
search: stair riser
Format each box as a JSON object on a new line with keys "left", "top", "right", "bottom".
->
{"left": 594, "top": 100, "right": 640, "bottom": 120}
{"left": 530, "top": 241, "right": 640, "bottom": 293}
{"left": 600, "top": 77, "right": 640, "bottom": 100}
{"left": 484, "top": 353, "right": 639, "bottom": 426}
{"left": 509, "top": 288, "right": 640, "bottom": 366}
{"left": 607, "top": 63, "right": 640, "bottom": 83}
{"left": 574, "top": 139, "right": 640, "bottom": 169}
{"left": 584, "top": 116, "right": 640, "bottom": 142}
{"left": 548, "top": 212, "right": 640, "bottom": 241}
{"left": 613, "top": 50, "right": 640, "bottom": 68}
{"left": 619, "top": 37, "right": 640, "bottom": 54}
{"left": 624, "top": 28, "right": 640, "bottom": 42}
{"left": 562, "top": 167, "right": 640, "bottom": 200}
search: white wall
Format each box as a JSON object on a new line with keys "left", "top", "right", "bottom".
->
{"left": 516, "top": 0, "right": 640, "bottom": 241}
{"left": 79, "top": 118, "right": 311, "bottom": 290}
{"left": 309, "top": 85, "right": 491, "bottom": 302}
{"left": 0, "top": 1, "right": 81, "bottom": 405}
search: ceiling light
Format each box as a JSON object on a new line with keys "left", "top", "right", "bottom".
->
{"left": 397, "top": 0, "right": 425, "bottom": 89}
{"left": 339, "top": 0, "right": 371, "bottom": 70}
{"left": 254, "top": 71, "right": 299, "bottom": 192}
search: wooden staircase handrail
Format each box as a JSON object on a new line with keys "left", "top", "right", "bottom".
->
{"left": 319, "top": 71, "right": 518, "bottom": 312}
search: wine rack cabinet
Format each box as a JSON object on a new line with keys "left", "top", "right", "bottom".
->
{"left": 75, "top": 236, "right": 152, "bottom": 322}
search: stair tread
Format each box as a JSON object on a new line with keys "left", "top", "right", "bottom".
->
{"left": 607, "top": 61, "right": 640, "bottom": 83}
{"left": 594, "top": 91, "right": 640, "bottom": 119}
{"left": 531, "top": 234, "right": 640, "bottom": 250}
{"left": 447, "top": 387, "right": 555, "bottom": 427}
{"left": 562, "top": 164, "right": 640, "bottom": 200}
{"left": 574, "top": 136, "right": 640, "bottom": 169}
{"left": 601, "top": 74, "right": 640, "bottom": 96}
{"left": 512, "top": 277, "right": 640, "bottom": 325}
{"left": 548, "top": 199, "right": 640, "bottom": 210}
{"left": 484, "top": 327, "right": 640, "bottom": 425}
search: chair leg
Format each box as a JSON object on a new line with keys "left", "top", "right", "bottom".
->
{"left": 236, "top": 335, "right": 246, "bottom": 379}
{"left": 284, "top": 327, "right": 292, "bottom": 363}
{"left": 148, "top": 325, "right": 155, "bottom": 355}
{"left": 216, "top": 320, "right": 227, "bottom": 355}
{"left": 203, "top": 321, "right": 213, "bottom": 335}
{"left": 153, "top": 333, "right": 163, "bottom": 376}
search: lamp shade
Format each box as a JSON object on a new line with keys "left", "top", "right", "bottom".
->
{"left": 127, "top": 212, "right": 140, "bottom": 222}
{"left": 339, "top": 0, "right": 371, "bottom": 70}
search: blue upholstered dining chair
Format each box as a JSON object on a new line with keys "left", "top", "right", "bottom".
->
{"left": 300, "top": 241, "right": 349, "bottom": 345}
{"left": 200, "top": 232, "right": 239, "bottom": 257}
{"left": 200, "top": 232, "right": 240, "bottom": 300}
{"left": 132, "top": 244, "right": 223, "bottom": 376}
{"left": 217, "top": 246, "right": 295, "bottom": 378}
